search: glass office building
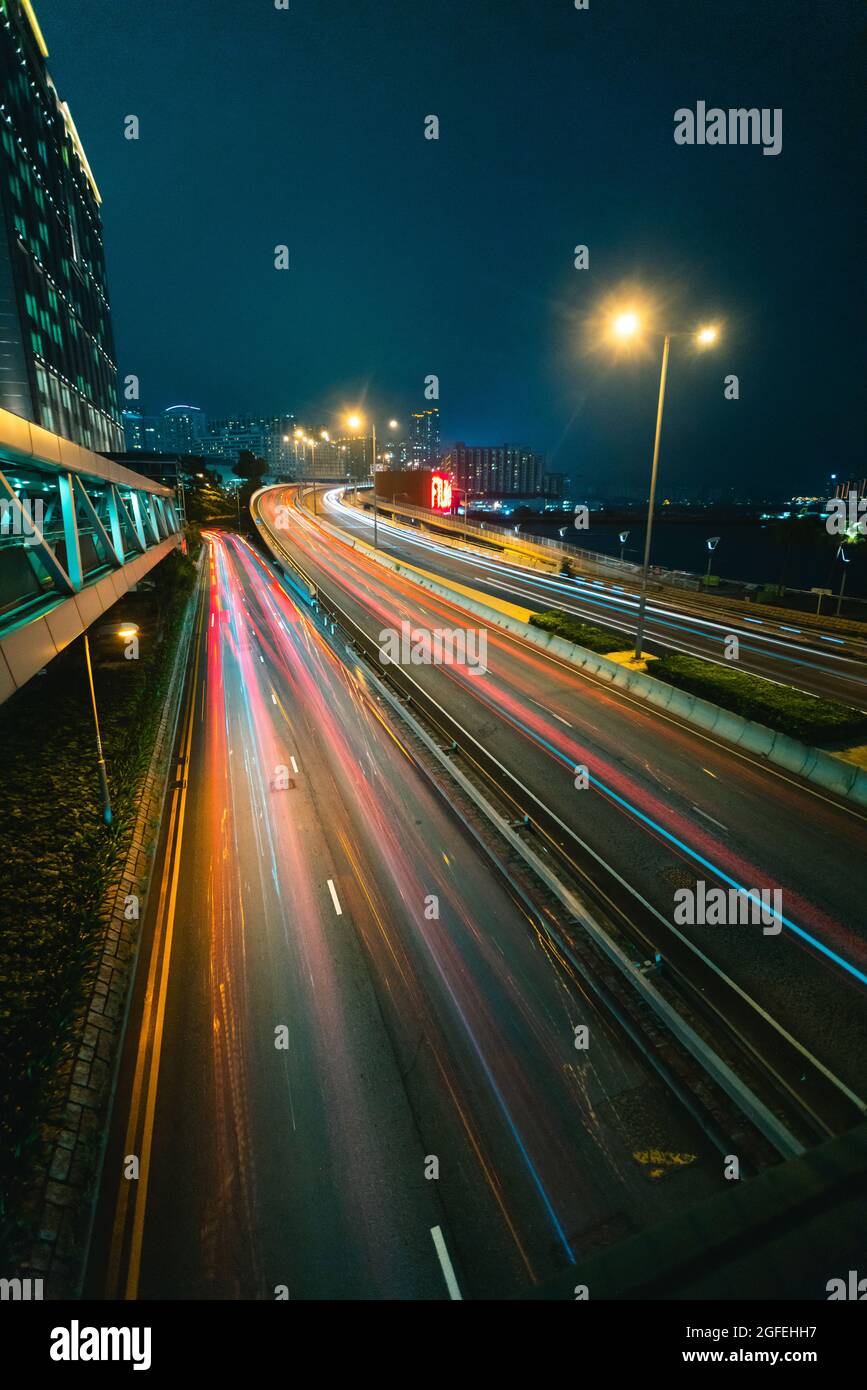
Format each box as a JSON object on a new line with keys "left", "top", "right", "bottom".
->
{"left": 0, "top": 0, "right": 124, "bottom": 450}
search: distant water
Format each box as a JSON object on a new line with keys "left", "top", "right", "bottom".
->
{"left": 517, "top": 519, "right": 866, "bottom": 598}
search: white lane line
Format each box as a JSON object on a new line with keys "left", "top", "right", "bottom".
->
{"left": 327, "top": 879, "right": 343, "bottom": 915}
{"left": 529, "top": 696, "right": 573, "bottom": 727}
{"left": 290, "top": 756, "right": 299, "bottom": 774}
{"left": 692, "top": 804, "right": 729, "bottom": 832}
{"left": 430, "top": 1226, "right": 462, "bottom": 1301}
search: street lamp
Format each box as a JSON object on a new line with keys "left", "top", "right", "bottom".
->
{"left": 609, "top": 310, "right": 720, "bottom": 659}
{"left": 83, "top": 621, "right": 139, "bottom": 825}
{"left": 836, "top": 543, "right": 851, "bottom": 615}
{"left": 619, "top": 529, "right": 630, "bottom": 563}
{"left": 613, "top": 311, "right": 640, "bottom": 339}
{"left": 292, "top": 427, "right": 304, "bottom": 479}
{"left": 304, "top": 436, "right": 320, "bottom": 512}
{"left": 83, "top": 632, "right": 112, "bottom": 824}
{"left": 705, "top": 535, "right": 721, "bottom": 586}
{"left": 346, "top": 412, "right": 399, "bottom": 549}
{"left": 450, "top": 483, "right": 472, "bottom": 545}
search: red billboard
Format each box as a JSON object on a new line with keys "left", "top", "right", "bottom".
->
{"left": 430, "top": 473, "right": 453, "bottom": 510}
{"left": 374, "top": 468, "right": 455, "bottom": 514}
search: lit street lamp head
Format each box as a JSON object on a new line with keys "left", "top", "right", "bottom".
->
{"left": 697, "top": 325, "right": 719, "bottom": 346}
{"left": 612, "top": 311, "right": 640, "bottom": 339}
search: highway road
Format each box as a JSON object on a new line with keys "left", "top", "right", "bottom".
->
{"left": 87, "top": 531, "right": 719, "bottom": 1301}
{"left": 254, "top": 486, "right": 867, "bottom": 1117}
{"left": 320, "top": 490, "right": 867, "bottom": 710}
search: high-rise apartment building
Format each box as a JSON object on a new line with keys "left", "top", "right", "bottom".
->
{"left": 332, "top": 433, "right": 371, "bottom": 480}
{"left": 0, "top": 0, "right": 123, "bottom": 449}
{"left": 444, "top": 442, "right": 545, "bottom": 497}
{"left": 123, "top": 408, "right": 163, "bottom": 453}
{"left": 408, "top": 407, "right": 440, "bottom": 467}
{"left": 203, "top": 414, "right": 296, "bottom": 475}
{"left": 155, "top": 404, "right": 206, "bottom": 456}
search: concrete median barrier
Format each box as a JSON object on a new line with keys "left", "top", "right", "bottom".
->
{"left": 261, "top": 489, "right": 867, "bottom": 810}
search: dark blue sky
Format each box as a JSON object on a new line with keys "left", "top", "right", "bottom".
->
{"left": 37, "top": 0, "right": 865, "bottom": 492}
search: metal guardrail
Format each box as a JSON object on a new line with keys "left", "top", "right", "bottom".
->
{"left": 0, "top": 408, "right": 182, "bottom": 699}
{"left": 349, "top": 490, "right": 700, "bottom": 590}
{"left": 0, "top": 408, "right": 180, "bottom": 630}
{"left": 348, "top": 489, "right": 867, "bottom": 625}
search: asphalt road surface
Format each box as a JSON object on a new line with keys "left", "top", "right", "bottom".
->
{"left": 87, "top": 532, "right": 719, "bottom": 1301}
{"left": 321, "top": 490, "right": 867, "bottom": 710}
{"left": 253, "top": 487, "right": 867, "bottom": 1111}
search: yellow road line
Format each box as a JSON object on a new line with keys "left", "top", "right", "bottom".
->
{"left": 106, "top": 569, "right": 207, "bottom": 1298}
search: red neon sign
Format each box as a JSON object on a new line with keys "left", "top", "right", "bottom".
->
{"left": 431, "top": 474, "right": 453, "bottom": 510}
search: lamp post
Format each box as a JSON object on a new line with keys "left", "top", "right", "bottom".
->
{"left": 371, "top": 420, "right": 377, "bottom": 547}
{"left": 705, "top": 535, "right": 721, "bottom": 586}
{"left": 609, "top": 312, "right": 719, "bottom": 659}
{"left": 83, "top": 621, "right": 140, "bottom": 825}
{"left": 619, "top": 529, "right": 630, "bottom": 563}
{"left": 291, "top": 426, "right": 304, "bottom": 482}
{"left": 306, "top": 437, "right": 319, "bottom": 512}
{"left": 346, "top": 414, "right": 399, "bottom": 550}
{"left": 836, "top": 544, "right": 850, "bottom": 616}
{"left": 451, "top": 484, "right": 471, "bottom": 544}
{"left": 83, "top": 633, "right": 112, "bottom": 824}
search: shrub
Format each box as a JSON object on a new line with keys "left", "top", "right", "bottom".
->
{"left": 0, "top": 577, "right": 194, "bottom": 1262}
{"left": 754, "top": 584, "right": 785, "bottom": 605}
{"left": 529, "top": 609, "right": 625, "bottom": 653}
{"left": 652, "top": 654, "right": 867, "bottom": 746}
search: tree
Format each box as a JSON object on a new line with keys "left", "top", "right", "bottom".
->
{"left": 769, "top": 515, "right": 825, "bottom": 591}
{"left": 233, "top": 450, "right": 267, "bottom": 483}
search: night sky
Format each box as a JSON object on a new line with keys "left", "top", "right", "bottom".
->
{"left": 36, "top": 0, "right": 865, "bottom": 494}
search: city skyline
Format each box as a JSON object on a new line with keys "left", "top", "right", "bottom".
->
{"left": 34, "top": 0, "right": 865, "bottom": 494}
